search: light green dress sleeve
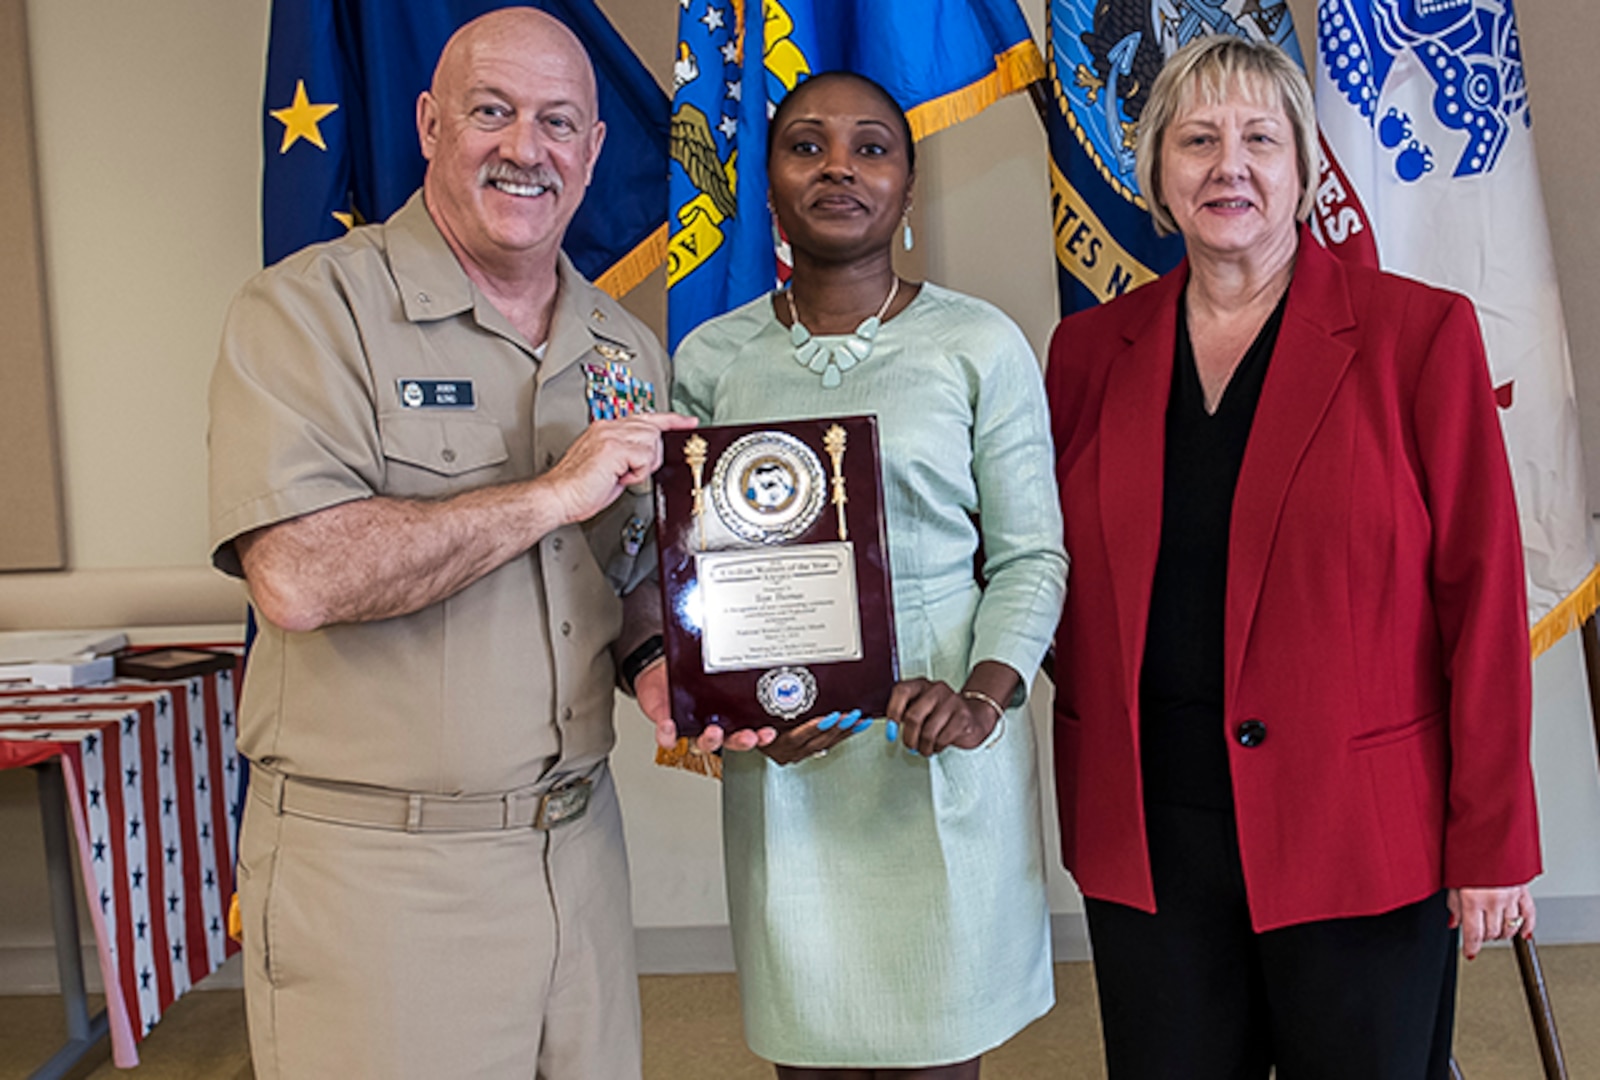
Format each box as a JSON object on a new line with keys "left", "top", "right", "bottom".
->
{"left": 961, "top": 309, "right": 1068, "bottom": 697}
{"left": 669, "top": 307, "right": 757, "bottom": 424}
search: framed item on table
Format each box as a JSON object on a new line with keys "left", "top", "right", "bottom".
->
{"left": 115, "top": 647, "right": 236, "bottom": 682}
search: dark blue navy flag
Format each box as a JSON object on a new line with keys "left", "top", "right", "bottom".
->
{"left": 1046, "top": 1, "right": 1303, "bottom": 315}
{"left": 262, "top": 0, "right": 668, "bottom": 295}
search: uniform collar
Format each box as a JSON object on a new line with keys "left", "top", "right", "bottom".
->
{"left": 386, "top": 191, "right": 633, "bottom": 372}
{"left": 541, "top": 253, "right": 637, "bottom": 381}
{"left": 387, "top": 191, "right": 476, "bottom": 323}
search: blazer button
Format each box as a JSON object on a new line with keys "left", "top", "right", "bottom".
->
{"left": 1236, "top": 719, "right": 1267, "bottom": 748}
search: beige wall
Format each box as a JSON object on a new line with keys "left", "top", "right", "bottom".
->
{"left": 0, "top": 0, "right": 270, "bottom": 628}
{"left": 1518, "top": 2, "right": 1600, "bottom": 513}
{"left": 3, "top": 0, "right": 1600, "bottom": 988}
{"left": 0, "top": 0, "right": 64, "bottom": 571}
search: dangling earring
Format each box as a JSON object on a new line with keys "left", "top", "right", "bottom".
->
{"left": 902, "top": 212, "right": 914, "bottom": 252}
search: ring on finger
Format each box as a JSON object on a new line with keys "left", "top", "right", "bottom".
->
{"left": 1507, "top": 916, "right": 1524, "bottom": 932}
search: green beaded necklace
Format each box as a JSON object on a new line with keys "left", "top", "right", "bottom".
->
{"left": 784, "top": 276, "right": 900, "bottom": 389}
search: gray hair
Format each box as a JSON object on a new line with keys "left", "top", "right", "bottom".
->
{"left": 1134, "top": 35, "right": 1317, "bottom": 237}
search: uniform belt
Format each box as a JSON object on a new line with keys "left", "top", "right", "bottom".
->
{"left": 250, "top": 762, "right": 600, "bottom": 833}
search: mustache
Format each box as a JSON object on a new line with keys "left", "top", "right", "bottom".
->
{"left": 479, "top": 161, "right": 564, "bottom": 193}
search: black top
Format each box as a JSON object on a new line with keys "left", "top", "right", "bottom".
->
{"left": 1139, "top": 287, "right": 1288, "bottom": 810}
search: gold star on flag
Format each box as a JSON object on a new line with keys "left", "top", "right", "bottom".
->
{"left": 332, "top": 205, "right": 366, "bottom": 231}
{"left": 270, "top": 79, "right": 339, "bottom": 153}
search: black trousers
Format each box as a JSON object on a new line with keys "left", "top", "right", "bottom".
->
{"left": 1084, "top": 802, "right": 1458, "bottom": 1080}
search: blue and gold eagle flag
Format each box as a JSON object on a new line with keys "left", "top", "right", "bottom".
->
{"left": 1046, "top": 1, "right": 1303, "bottom": 315}
{"left": 667, "top": 0, "right": 1045, "bottom": 349}
{"left": 262, "top": 0, "right": 669, "bottom": 295}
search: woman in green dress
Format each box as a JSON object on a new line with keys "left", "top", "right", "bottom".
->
{"left": 670, "top": 71, "right": 1067, "bottom": 1079}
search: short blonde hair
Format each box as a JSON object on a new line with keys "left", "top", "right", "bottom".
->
{"left": 1134, "top": 35, "right": 1317, "bottom": 237}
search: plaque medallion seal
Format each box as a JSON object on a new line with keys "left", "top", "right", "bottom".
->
{"left": 710, "top": 431, "right": 826, "bottom": 543}
{"left": 756, "top": 666, "right": 819, "bottom": 720}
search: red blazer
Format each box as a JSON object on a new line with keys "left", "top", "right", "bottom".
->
{"left": 1046, "top": 230, "right": 1541, "bottom": 932}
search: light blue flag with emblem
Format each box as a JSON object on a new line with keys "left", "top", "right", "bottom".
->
{"left": 1044, "top": 1, "right": 1303, "bottom": 315}
{"left": 667, "top": 0, "right": 1045, "bottom": 350}
{"left": 1314, "top": 0, "right": 1597, "bottom": 649}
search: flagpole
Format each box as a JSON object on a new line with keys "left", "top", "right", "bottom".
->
{"left": 1501, "top": 614, "right": 1600, "bottom": 1080}
{"left": 1482, "top": 586, "right": 1600, "bottom": 1080}
{"left": 1514, "top": 933, "right": 1570, "bottom": 1080}
{"left": 1517, "top": 613, "right": 1600, "bottom": 1079}
{"left": 1505, "top": 617, "right": 1588, "bottom": 1080}
{"left": 1580, "top": 618, "right": 1600, "bottom": 776}
{"left": 1485, "top": 615, "right": 1598, "bottom": 1080}
{"left": 1026, "top": 79, "right": 1051, "bottom": 133}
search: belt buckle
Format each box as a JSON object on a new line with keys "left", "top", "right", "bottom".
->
{"left": 533, "top": 777, "right": 592, "bottom": 829}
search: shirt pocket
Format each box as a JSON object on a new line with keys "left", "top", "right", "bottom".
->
{"left": 378, "top": 414, "right": 510, "bottom": 498}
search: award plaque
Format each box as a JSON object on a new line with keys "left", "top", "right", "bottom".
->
{"left": 655, "top": 416, "right": 898, "bottom": 736}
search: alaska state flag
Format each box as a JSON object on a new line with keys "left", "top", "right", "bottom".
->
{"left": 262, "top": 0, "right": 669, "bottom": 296}
{"left": 1045, "top": 1, "right": 1303, "bottom": 315}
{"left": 667, "top": 0, "right": 1045, "bottom": 349}
{"left": 1314, "top": 0, "right": 1598, "bottom": 651}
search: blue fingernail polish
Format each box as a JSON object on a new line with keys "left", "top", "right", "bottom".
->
{"left": 817, "top": 712, "right": 840, "bottom": 731}
{"left": 852, "top": 718, "right": 871, "bottom": 734}
{"left": 886, "top": 720, "right": 900, "bottom": 742}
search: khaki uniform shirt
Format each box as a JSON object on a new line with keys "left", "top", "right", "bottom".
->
{"left": 209, "top": 192, "right": 666, "bottom": 794}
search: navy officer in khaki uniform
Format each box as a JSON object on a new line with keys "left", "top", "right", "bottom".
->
{"left": 207, "top": 10, "right": 697, "bottom": 1078}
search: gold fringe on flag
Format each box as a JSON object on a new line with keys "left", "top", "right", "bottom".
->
{"left": 905, "top": 41, "right": 1047, "bottom": 142}
{"left": 594, "top": 223, "right": 669, "bottom": 299}
{"left": 1529, "top": 563, "right": 1600, "bottom": 660}
{"left": 655, "top": 737, "right": 724, "bottom": 780}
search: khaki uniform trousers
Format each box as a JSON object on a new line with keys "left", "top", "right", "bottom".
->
{"left": 238, "top": 762, "right": 641, "bottom": 1080}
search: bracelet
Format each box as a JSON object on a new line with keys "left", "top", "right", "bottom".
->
{"left": 620, "top": 634, "right": 665, "bottom": 694}
{"left": 961, "top": 689, "right": 1007, "bottom": 748}
{"left": 960, "top": 688, "right": 1006, "bottom": 722}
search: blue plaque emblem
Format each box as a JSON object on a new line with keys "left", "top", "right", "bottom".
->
{"left": 757, "top": 666, "right": 818, "bottom": 721}
{"left": 1049, "top": 0, "right": 1304, "bottom": 207}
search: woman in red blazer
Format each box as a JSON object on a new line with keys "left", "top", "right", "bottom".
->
{"left": 1047, "top": 35, "right": 1540, "bottom": 1080}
